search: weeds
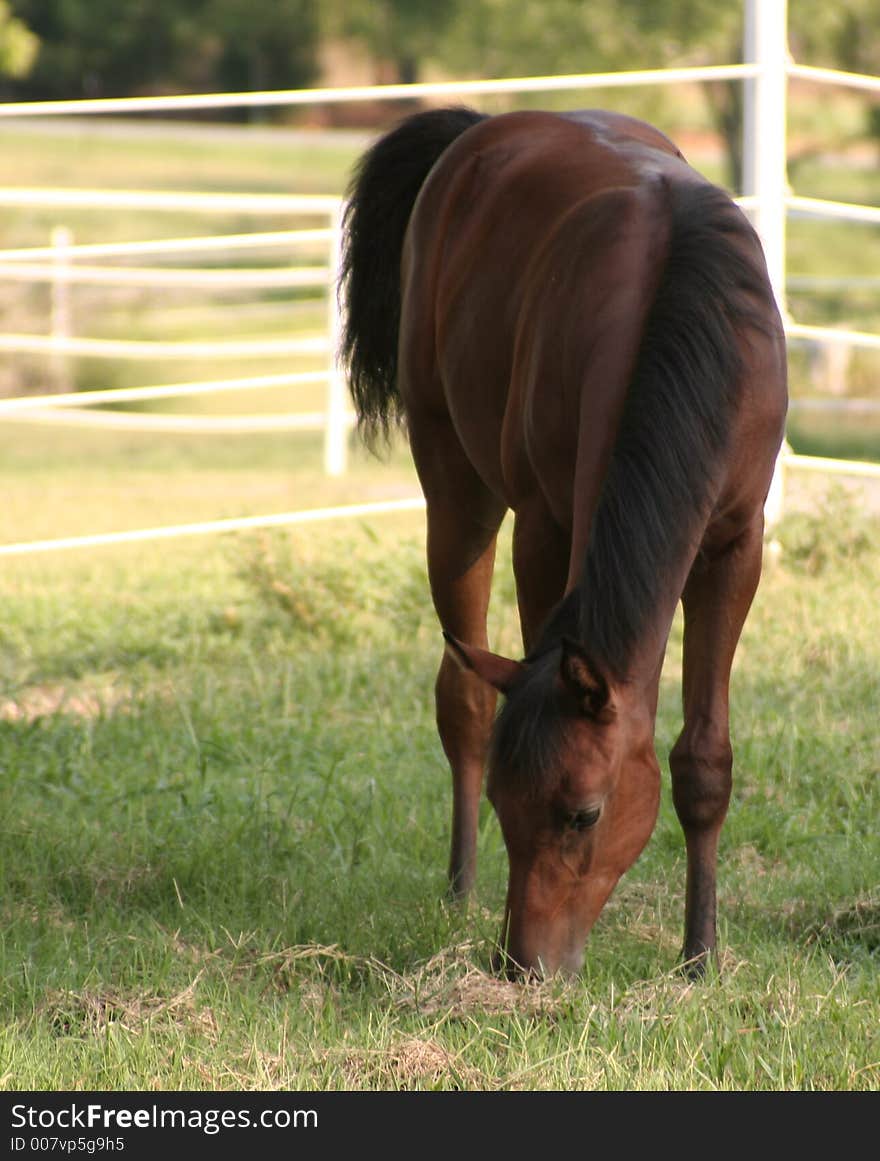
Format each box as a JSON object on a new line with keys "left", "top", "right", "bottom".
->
{"left": 776, "top": 484, "right": 880, "bottom": 575}
{"left": 0, "top": 462, "right": 877, "bottom": 1090}
{"left": 236, "top": 527, "right": 432, "bottom": 647}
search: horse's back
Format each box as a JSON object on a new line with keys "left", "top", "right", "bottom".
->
{"left": 399, "top": 112, "right": 695, "bottom": 496}
{"left": 399, "top": 112, "right": 676, "bottom": 485}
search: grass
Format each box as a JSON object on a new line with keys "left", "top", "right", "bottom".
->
{"left": 786, "top": 410, "right": 880, "bottom": 464}
{"left": 0, "top": 108, "right": 878, "bottom": 1092}
{"left": 0, "top": 414, "right": 877, "bottom": 1089}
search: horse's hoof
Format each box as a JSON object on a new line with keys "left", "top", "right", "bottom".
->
{"left": 444, "top": 879, "right": 472, "bottom": 907}
{"left": 679, "top": 950, "right": 713, "bottom": 981}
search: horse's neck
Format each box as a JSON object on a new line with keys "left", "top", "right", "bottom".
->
{"left": 581, "top": 576, "right": 680, "bottom": 719}
{"left": 619, "top": 589, "right": 684, "bottom": 721}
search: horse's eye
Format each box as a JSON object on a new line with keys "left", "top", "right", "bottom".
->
{"left": 566, "top": 806, "right": 601, "bottom": 832}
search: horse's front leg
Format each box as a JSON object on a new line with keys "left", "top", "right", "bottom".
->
{"left": 670, "top": 516, "right": 765, "bottom": 975}
{"left": 409, "top": 415, "right": 506, "bottom": 899}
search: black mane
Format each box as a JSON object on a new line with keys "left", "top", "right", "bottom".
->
{"left": 492, "top": 182, "right": 776, "bottom": 786}
{"left": 572, "top": 182, "right": 773, "bottom": 680}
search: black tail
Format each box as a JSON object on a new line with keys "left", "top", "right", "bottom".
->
{"left": 339, "top": 106, "right": 487, "bottom": 450}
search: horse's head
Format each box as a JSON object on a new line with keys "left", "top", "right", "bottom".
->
{"left": 446, "top": 634, "right": 660, "bottom": 978}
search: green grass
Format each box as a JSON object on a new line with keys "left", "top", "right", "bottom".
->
{"left": 0, "top": 417, "right": 877, "bottom": 1089}
{"left": 0, "top": 112, "right": 878, "bottom": 1091}
{"left": 786, "top": 409, "right": 880, "bottom": 463}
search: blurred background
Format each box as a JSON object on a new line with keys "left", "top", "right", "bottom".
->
{"left": 0, "top": 0, "right": 878, "bottom": 519}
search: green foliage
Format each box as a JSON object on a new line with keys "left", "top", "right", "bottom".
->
{"left": 775, "top": 486, "right": 880, "bottom": 575}
{"left": 436, "top": 0, "right": 740, "bottom": 79}
{"left": 6, "top": 0, "right": 319, "bottom": 101}
{"left": 787, "top": 0, "right": 880, "bottom": 75}
{"left": 0, "top": 0, "right": 36, "bottom": 78}
{"left": 199, "top": 0, "right": 320, "bottom": 97}
{"left": 6, "top": 1, "right": 880, "bottom": 115}
{"left": 321, "top": 0, "right": 463, "bottom": 84}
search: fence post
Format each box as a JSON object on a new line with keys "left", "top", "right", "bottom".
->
{"left": 323, "top": 201, "right": 347, "bottom": 477}
{"left": 50, "top": 224, "right": 73, "bottom": 392}
{"left": 743, "top": 0, "right": 790, "bottom": 528}
{"left": 742, "top": 0, "right": 789, "bottom": 314}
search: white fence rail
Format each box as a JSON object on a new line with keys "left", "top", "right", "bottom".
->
{"left": 0, "top": 191, "right": 350, "bottom": 474}
{"left": 0, "top": 370, "right": 347, "bottom": 435}
{"left": 1, "top": 0, "right": 879, "bottom": 555}
{"left": 0, "top": 497, "right": 427, "bottom": 558}
{"left": 0, "top": 65, "right": 762, "bottom": 119}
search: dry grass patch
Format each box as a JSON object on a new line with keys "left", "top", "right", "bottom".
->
{"left": 39, "top": 975, "right": 218, "bottom": 1043}
{"left": 390, "top": 944, "right": 577, "bottom": 1019}
{"left": 1, "top": 676, "right": 140, "bottom": 722}
{"left": 326, "top": 1034, "right": 488, "bottom": 1090}
{"left": 251, "top": 940, "right": 578, "bottom": 1019}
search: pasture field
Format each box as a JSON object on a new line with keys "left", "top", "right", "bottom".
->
{"left": 0, "top": 107, "right": 878, "bottom": 1092}
{"left": 0, "top": 120, "right": 358, "bottom": 401}
{"left": 0, "top": 419, "right": 878, "bottom": 1092}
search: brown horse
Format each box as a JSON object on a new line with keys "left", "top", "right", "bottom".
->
{"left": 339, "top": 107, "right": 787, "bottom": 979}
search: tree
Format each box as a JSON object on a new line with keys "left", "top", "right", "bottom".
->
{"left": 433, "top": 0, "right": 745, "bottom": 184}
{"left": 0, "top": 0, "right": 37, "bottom": 79}
{"left": 5, "top": 0, "right": 200, "bottom": 98}
{"left": 787, "top": 0, "right": 880, "bottom": 150}
{"left": 321, "top": 0, "right": 463, "bottom": 85}
{"left": 3, "top": 0, "right": 318, "bottom": 102}
{"left": 198, "top": 0, "right": 319, "bottom": 99}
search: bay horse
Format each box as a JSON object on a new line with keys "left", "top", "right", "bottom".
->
{"left": 339, "top": 107, "right": 787, "bottom": 979}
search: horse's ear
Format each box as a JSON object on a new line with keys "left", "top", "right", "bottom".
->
{"left": 559, "top": 638, "right": 613, "bottom": 720}
{"left": 443, "top": 632, "right": 525, "bottom": 695}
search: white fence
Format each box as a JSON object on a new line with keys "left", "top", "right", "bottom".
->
{"left": 0, "top": 193, "right": 352, "bottom": 476}
{"left": 1, "top": 0, "right": 879, "bottom": 555}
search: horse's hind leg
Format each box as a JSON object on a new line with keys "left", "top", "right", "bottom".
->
{"left": 670, "top": 515, "right": 765, "bottom": 975}
{"left": 409, "top": 418, "right": 506, "bottom": 899}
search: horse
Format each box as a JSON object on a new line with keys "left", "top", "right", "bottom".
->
{"left": 339, "top": 106, "right": 788, "bottom": 979}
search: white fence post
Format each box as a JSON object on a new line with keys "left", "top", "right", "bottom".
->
{"left": 743, "top": 0, "right": 789, "bottom": 314}
{"left": 743, "top": 0, "right": 790, "bottom": 528}
{"left": 323, "top": 202, "right": 347, "bottom": 477}
{"left": 50, "top": 224, "right": 73, "bottom": 392}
